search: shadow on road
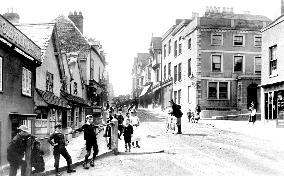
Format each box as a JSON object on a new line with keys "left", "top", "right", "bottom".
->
{"left": 118, "top": 150, "right": 165, "bottom": 155}
{"left": 180, "top": 133, "right": 207, "bottom": 137}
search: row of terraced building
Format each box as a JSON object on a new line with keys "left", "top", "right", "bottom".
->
{"left": 0, "top": 10, "right": 113, "bottom": 168}
{"left": 131, "top": 7, "right": 272, "bottom": 120}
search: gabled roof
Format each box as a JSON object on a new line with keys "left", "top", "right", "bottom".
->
{"left": 16, "top": 23, "right": 56, "bottom": 62}
{"left": 61, "top": 91, "right": 89, "bottom": 106}
{"left": 53, "top": 15, "right": 89, "bottom": 54}
{"left": 36, "top": 88, "right": 69, "bottom": 108}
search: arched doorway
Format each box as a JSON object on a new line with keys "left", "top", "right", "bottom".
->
{"left": 247, "top": 84, "right": 258, "bottom": 110}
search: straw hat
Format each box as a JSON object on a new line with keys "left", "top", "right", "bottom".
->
{"left": 18, "top": 125, "right": 29, "bottom": 133}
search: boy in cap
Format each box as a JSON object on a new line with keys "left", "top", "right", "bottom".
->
{"left": 31, "top": 140, "right": 45, "bottom": 174}
{"left": 74, "top": 115, "right": 102, "bottom": 169}
{"left": 7, "top": 125, "right": 35, "bottom": 176}
{"left": 48, "top": 124, "right": 76, "bottom": 175}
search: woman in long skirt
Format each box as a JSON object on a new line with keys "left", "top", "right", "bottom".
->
{"left": 130, "top": 110, "right": 141, "bottom": 148}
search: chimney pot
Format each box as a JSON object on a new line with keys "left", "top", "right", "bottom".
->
{"left": 69, "top": 11, "right": 73, "bottom": 15}
{"left": 79, "top": 11, "right": 82, "bottom": 15}
{"left": 74, "top": 11, "right": 77, "bottom": 15}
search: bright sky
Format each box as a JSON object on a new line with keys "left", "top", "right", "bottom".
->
{"left": 0, "top": 0, "right": 281, "bottom": 96}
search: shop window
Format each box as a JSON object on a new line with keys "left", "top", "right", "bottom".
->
{"left": 208, "top": 82, "right": 229, "bottom": 100}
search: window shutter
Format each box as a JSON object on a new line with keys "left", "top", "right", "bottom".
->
{"left": 0, "top": 57, "right": 2, "bottom": 91}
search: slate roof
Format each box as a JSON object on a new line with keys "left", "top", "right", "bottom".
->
{"left": 53, "top": 15, "right": 89, "bottom": 54}
{"left": 61, "top": 91, "right": 89, "bottom": 106}
{"left": 150, "top": 37, "right": 162, "bottom": 50}
{"left": 204, "top": 12, "right": 271, "bottom": 22}
{"left": 16, "top": 23, "right": 55, "bottom": 61}
{"left": 36, "top": 88, "right": 69, "bottom": 108}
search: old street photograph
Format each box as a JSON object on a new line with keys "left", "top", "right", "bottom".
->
{"left": 1, "top": 0, "right": 284, "bottom": 175}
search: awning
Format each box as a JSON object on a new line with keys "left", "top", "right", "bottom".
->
{"left": 140, "top": 84, "right": 151, "bottom": 97}
{"left": 35, "top": 88, "right": 69, "bottom": 108}
{"left": 61, "top": 91, "right": 89, "bottom": 106}
{"left": 9, "top": 113, "right": 37, "bottom": 121}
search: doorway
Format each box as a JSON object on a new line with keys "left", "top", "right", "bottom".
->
{"left": 247, "top": 84, "right": 258, "bottom": 110}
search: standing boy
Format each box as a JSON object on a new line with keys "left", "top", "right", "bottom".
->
{"left": 75, "top": 115, "right": 101, "bottom": 169}
{"left": 123, "top": 118, "right": 133, "bottom": 152}
{"left": 48, "top": 124, "right": 76, "bottom": 176}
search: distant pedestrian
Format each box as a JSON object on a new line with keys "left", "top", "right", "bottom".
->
{"left": 48, "top": 124, "right": 76, "bottom": 176}
{"left": 31, "top": 140, "right": 45, "bottom": 174}
{"left": 130, "top": 110, "right": 141, "bottom": 148}
{"left": 7, "top": 125, "right": 35, "bottom": 176}
{"left": 123, "top": 118, "right": 133, "bottom": 152}
{"left": 248, "top": 102, "right": 256, "bottom": 125}
{"left": 169, "top": 99, "right": 183, "bottom": 134}
{"left": 74, "top": 115, "right": 101, "bottom": 169}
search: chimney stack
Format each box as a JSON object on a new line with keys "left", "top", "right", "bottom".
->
{"left": 68, "top": 11, "right": 84, "bottom": 34}
{"left": 3, "top": 8, "right": 20, "bottom": 24}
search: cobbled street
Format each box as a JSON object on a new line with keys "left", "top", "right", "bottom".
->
{"left": 63, "top": 109, "right": 284, "bottom": 176}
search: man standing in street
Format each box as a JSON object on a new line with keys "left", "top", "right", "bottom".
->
{"left": 48, "top": 124, "right": 76, "bottom": 176}
{"left": 74, "top": 115, "right": 102, "bottom": 169}
{"left": 7, "top": 125, "right": 35, "bottom": 176}
{"left": 169, "top": 99, "right": 183, "bottom": 134}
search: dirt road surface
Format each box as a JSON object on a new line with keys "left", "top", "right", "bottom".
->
{"left": 63, "top": 109, "right": 284, "bottom": 176}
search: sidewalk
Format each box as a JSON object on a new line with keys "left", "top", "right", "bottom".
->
{"left": 2, "top": 129, "right": 112, "bottom": 176}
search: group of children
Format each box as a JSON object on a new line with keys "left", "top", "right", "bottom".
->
{"left": 105, "top": 108, "right": 141, "bottom": 152}
{"left": 7, "top": 109, "right": 141, "bottom": 176}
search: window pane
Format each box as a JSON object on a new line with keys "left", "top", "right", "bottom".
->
{"left": 234, "top": 35, "right": 243, "bottom": 45}
{"left": 234, "top": 56, "right": 243, "bottom": 72}
{"left": 219, "top": 82, "right": 228, "bottom": 99}
{"left": 208, "top": 82, "right": 217, "bottom": 99}
{"left": 22, "top": 68, "right": 26, "bottom": 94}
{"left": 254, "top": 36, "right": 261, "bottom": 47}
{"left": 255, "top": 57, "right": 261, "bottom": 73}
{"left": 212, "top": 34, "right": 222, "bottom": 45}
{"left": 212, "top": 55, "right": 221, "bottom": 72}
{"left": 188, "top": 59, "right": 191, "bottom": 77}
{"left": 188, "top": 38, "right": 191, "bottom": 49}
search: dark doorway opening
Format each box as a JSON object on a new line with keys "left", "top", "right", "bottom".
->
{"left": 247, "top": 84, "right": 258, "bottom": 110}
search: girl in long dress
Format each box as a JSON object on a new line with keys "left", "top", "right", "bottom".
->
{"left": 130, "top": 110, "right": 141, "bottom": 148}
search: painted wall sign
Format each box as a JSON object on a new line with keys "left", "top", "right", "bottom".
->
{"left": 0, "top": 15, "right": 41, "bottom": 62}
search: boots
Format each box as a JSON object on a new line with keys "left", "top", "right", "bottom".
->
{"left": 55, "top": 167, "right": 61, "bottom": 176}
{"left": 90, "top": 160, "right": 94, "bottom": 167}
{"left": 83, "top": 161, "right": 89, "bottom": 169}
{"left": 136, "top": 141, "right": 140, "bottom": 148}
{"left": 67, "top": 165, "right": 76, "bottom": 173}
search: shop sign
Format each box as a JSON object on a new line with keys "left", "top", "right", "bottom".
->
{"left": 0, "top": 15, "right": 41, "bottom": 61}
